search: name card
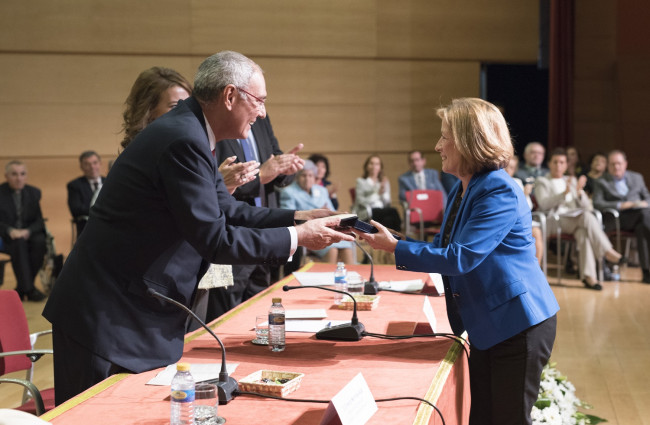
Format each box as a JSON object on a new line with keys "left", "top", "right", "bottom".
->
{"left": 320, "top": 373, "right": 377, "bottom": 425}
{"left": 422, "top": 296, "right": 437, "bottom": 334}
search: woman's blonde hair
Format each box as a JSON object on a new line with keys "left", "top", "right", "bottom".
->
{"left": 436, "top": 98, "right": 513, "bottom": 176}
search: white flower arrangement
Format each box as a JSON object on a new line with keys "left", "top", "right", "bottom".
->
{"left": 532, "top": 362, "right": 607, "bottom": 424}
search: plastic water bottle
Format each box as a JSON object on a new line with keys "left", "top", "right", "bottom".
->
{"left": 334, "top": 262, "right": 348, "bottom": 305}
{"left": 268, "top": 297, "right": 286, "bottom": 352}
{"left": 171, "top": 362, "right": 195, "bottom": 425}
{"left": 611, "top": 264, "right": 620, "bottom": 281}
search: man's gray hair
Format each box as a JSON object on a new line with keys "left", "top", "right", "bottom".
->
{"left": 5, "top": 159, "right": 25, "bottom": 173}
{"left": 193, "top": 51, "right": 263, "bottom": 103}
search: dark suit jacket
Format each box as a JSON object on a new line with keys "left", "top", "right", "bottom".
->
{"left": 214, "top": 115, "right": 293, "bottom": 208}
{"left": 592, "top": 171, "right": 650, "bottom": 211}
{"left": 67, "top": 176, "right": 106, "bottom": 219}
{"left": 0, "top": 183, "right": 45, "bottom": 240}
{"left": 43, "top": 97, "right": 296, "bottom": 373}
{"left": 397, "top": 168, "right": 447, "bottom": 204}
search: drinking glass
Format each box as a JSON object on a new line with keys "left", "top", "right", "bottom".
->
{"left": 194, "top": 383, "right": 219, "bottom": 425}
{"left": 255, "top": 315, "right": 269, "bottom": 344}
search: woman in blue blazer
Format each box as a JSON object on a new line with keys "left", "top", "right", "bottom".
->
{"left": 357, "top": 98, "right": 559, "bottom": 425}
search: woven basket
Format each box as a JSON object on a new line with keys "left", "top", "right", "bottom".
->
{"left": 338, "top": 294, "right": 380, "bottom": 311}
{"left": 238, "top": 370, "right": 304, "bottom": 397}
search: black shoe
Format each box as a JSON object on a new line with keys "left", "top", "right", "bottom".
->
{"left": 643, "top": 269, "right": 650, "bottom": 284}
{"left": 582, "top": 279, "right": 602, "bottom": 291}
{"left": 25, "top": 288, "right": 46, "bottom": 302}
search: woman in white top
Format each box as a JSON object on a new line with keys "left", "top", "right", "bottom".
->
{"left": 354, "top": 154, "right": 401, "bottom": 230}
{"left": 534, "top": 148, "right": 623, "bottom": 290}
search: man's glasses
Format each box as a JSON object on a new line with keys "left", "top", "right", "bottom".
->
{"left": 237, "top": 87, "right": 266, "bottom": 109}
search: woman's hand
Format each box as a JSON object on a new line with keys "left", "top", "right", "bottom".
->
{"left": 353, "top": 219, "right": 399, "bottom": 253}
{"left": 218, "top": 156, "right": 260, "bottom": 194}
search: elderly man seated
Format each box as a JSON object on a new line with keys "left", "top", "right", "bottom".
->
{"left": 280, "top": 160, "right": 354, "bottom": 264}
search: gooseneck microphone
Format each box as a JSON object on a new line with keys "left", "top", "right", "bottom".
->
{"left": 354, "top": 240, "right": 379, "bottom": 295}
{"left": 146, "top": 288, "right": 238, "bottom": 404}
{"left": 282, "top": 285, "right": 365, "bottom": 341}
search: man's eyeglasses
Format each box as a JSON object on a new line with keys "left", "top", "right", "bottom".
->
{"left": 237, "top": 87, "right": 266, "bottom": 109}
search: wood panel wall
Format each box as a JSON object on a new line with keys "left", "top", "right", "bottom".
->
{"left": 0, "top": 0, "right": 538, "bottom": 254}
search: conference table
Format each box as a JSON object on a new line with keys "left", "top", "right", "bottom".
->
{"left": 42, "top": 263, "right": 470, "bottom": 425}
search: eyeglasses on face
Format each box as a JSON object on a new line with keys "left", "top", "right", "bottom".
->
{"left": 237, "top": 87, "right": 266, "bottom": 108}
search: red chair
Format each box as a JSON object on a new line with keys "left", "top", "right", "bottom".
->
{"left": 0, "top": 290, "right": 54, "bottom": 415}
{"left": 403, "top": 190, "right": 444, "bottom": 241}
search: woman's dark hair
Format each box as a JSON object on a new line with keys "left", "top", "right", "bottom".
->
{"left": 308, "top": 153, "right": 330, "bottom": 180}
{"left": 121, "top": 67, "right": 192, "bottom": 149}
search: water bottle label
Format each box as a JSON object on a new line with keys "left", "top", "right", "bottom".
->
{"left": 334, "top": 276, "right": 347, "bottom": 283}
{"left": 269, "top": 314, "right": 285, "bottom": 325}
{"left": 171, "top": 389, "right": 195, "bottom": 402}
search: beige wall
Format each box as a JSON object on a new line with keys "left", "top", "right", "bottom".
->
{"left": 0, "top": 0, "right": 539, "bottom": 254}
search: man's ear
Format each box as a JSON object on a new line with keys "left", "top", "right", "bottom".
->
{"left": 223, "top": 84, "right": 237, "bottom": 111}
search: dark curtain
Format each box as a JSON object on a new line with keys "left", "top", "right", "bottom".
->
{"left": 548, "top": 0, "right": 574, "bottom": 151}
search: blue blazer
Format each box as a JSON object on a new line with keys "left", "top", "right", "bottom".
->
{"left": 395, "top": 169, "right": 559, "bottom": 349}
{"left": 398, "top": 168, "right": 447, "bottom": 204}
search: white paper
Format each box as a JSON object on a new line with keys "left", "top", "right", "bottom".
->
{"left": 146, "top": 363, "right": 239, "bottom": 386}
{"left": 286, "top": 319, "right": 350, "bottom": 333}
{"left": 291, "top": 272, "right": 334, "bottom": 286}
{"left": 291, "top": 271, "right": 362, "bottom": 287}
{"left": 286, "top": 309, "right": 328, "bottom": 319}
{"left": 378, "top": 279, "right": 424, "bottom": 292}
{"left": 427, "top": 273, "right": 445, "bottom": 295}
{"left": 331, "top": 373, "right": 377, "bottom": 425}
{"left": 422, "top": 297, "right": 437, "bottom": 334}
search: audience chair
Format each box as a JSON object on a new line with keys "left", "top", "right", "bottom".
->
{"left": 602, "top": 208, "right": 635, "bottom": 264}
{"left": 0, "top": 290, "right": 54, "bottom": 415}
{"left": 546, "top": 210, "right": 604, "bottom": 284}
{"left": 402, "top": 190, "right": 444, "bottom": 241}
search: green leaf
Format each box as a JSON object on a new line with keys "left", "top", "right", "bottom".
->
{"left": 534, "top": 399, "right": 552, "bottom": 409}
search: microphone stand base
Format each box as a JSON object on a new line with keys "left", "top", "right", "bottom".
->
{"left": 316, "top": 322, "right": 365, "bottom": 341}
{"left": 206, "top": 377, "right": 238, "bottom": 405}
{"left": 364, "top": 280, "right": 379, "bottom": 295}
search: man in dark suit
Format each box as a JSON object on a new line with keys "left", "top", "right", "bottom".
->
{"left": 0, "top": 160, "right": 47, "bottom": 301}
{"left": 67, "top": 150, "right": 106, "bottom": 236}
{"left": 210, "top": 116, "right": 303, "bottom": 318}
{"left": 42, "top": 51, "right": 352, "bottom": 405}
{"left": 398, "top": 150, "right": 447, "bottom": 204}
{"left": 593, "top": 149, "right": 650, "bottom": 283}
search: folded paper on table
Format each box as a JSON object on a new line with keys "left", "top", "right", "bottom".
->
{"left": 286, "top": 319, "right": 350, "bottom": 333}
{"left": 286, "top": 309, "right": 328, "bottom": 319}
{"left": 378, "top": 279, "right": 424, "bottom": 292}
{"left": 292, "top": 271, "right": 361, "bottom": 287}
{"left": 147, "top": 363, "right": 239, "bottom": 386}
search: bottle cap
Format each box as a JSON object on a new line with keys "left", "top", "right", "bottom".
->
{"left": 176, "top": 362, "right": 191, "bottom": 372}
{"left": 272, "top": 297, "right": 281, "bottom": 303}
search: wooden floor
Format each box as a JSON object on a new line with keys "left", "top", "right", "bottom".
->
{"left": 1, "top": 263, "right": 649, "bottom": 424}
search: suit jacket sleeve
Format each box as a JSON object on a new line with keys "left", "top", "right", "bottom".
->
{"left": 592, "top": 177, "right": 620, "bottom": 210}
{"left": 67, "top": 178, "right": 89, "bottom": 218}
{"left": 25, "top": 187, "right": 46, "bottom": 236}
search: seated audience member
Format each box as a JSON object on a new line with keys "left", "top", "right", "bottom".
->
{"left": 397, "top": 150, "right": 447, "bottom": 205}
{"left": 0, "top": 160, "right": 46, "bottom": 301}
{"left": 67, "top": 150, "right": 105, "bottom": 236}
{"left": 515, "top": 141, "right": 549, "bottom": 182}
{"left": 584, "top": 152, "right": 607, "bottom": 196}
{"left": 309, "top": 153, "right": 339, "bottom": 210}
{"left": 506, "top": 156, "right": 544, "bottom": 267}
{"left": 354, "top": 154, "right": 402, "bottom": 231}
{"left": 535, "top": 149, "right": 623, "bottom": 290}
{"left": 593, "top": 149, "right": 650, "bottom": 284}
{"left": 566, "top": 146, "right": 586, "bottom": 177}
{"left": 280, "top": 160, "right": 354, "bottom": 264}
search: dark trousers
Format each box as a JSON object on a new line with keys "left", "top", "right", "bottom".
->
{"left": 205, "top": 263, "right": 270, "bottom": 322}
{"left": 468, "top": 315, "right": 557, "bottom": 425}
{"left": 52, "top": 326, "right": 132, "bottom": 406}
{"left": 604, "top": 207, "right": 650, "bottom": 270}
{"left": 4, "top": 232, "right": 46, "bottom": 295}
